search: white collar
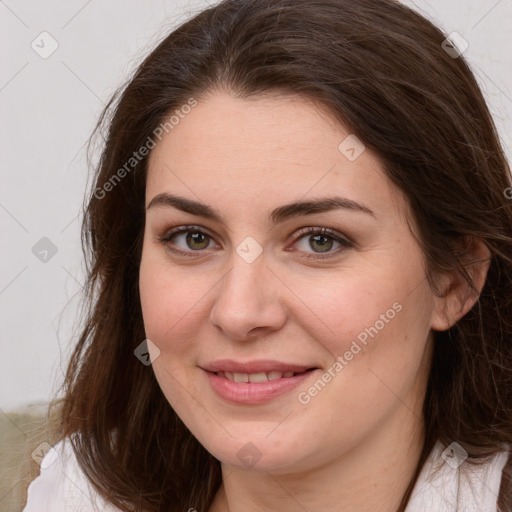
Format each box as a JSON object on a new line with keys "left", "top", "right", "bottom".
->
{"left": 405, "top": 440, "right": 510, "bottom": 511}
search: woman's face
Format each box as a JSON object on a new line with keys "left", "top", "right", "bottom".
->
{"left": 139, "top": 91, "right": 441, "bottom": 473}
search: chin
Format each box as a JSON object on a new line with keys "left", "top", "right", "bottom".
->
{"left": 199, "top": 433, "right": 317, "bottom": 474}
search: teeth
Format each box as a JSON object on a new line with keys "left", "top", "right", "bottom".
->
{"left": 248, "top": 372, "right": 268, "bottom": 383}
{"left": 218, "top": 370, "right": 300, "bottom": 382}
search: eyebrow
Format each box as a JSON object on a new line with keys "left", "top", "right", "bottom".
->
{"left": 146, "top": 193, "right": 376, "bottom": 224}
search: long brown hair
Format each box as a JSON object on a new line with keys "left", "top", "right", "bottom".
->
{"left": 31, "top": 0, "right": 512, "bottom": 510}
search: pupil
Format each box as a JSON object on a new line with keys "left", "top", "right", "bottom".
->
{"left": 311, "top": 234, "right": 332, "bottom": 253}
{"left": 187, "top": 232, "right": 209, "bottom": 250}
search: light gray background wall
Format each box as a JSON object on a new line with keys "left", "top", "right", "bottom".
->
{"left": 1, "top": 0, "right": 511, "bottom": 412}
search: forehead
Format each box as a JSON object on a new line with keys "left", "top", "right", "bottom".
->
{"left": 145, "top": 91, "right": 406, "bottom": 221}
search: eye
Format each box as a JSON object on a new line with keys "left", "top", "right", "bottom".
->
{"left": 291, "top": 227, "right": 353, "bottom": 260}
{"left": 158, "top": 225, "right": 219, "bottom": 256}
{"left": 157, "top": 225, "right": 353, "bottom": 260}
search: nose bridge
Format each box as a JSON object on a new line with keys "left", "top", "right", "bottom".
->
{"left": 219, "top": 246, "right": 269, "bottom": 311}
{"left": 209, "top": 241, "right": 285, "bottom": 339}
{"left": 221, "top": 233, "right": 268, "bottom": 296}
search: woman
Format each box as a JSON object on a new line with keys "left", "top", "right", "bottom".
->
{"left": 22, "top": 0, "right": 512, "bottom": 511}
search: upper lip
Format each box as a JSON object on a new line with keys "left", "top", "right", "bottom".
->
{"left": 201, "top": 359, "right": 318, "bottom": 374}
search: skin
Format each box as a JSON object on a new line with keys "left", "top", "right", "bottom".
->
{"left": 138, "top": 91, "right": 490, "bottom": 512}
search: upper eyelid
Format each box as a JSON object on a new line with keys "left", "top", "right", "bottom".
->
{"left": 160, "top": 225, "right": 218, "bottom": 242}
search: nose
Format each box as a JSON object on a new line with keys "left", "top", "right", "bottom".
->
{"left": 209, "top": 247, "right": 287, "bottom": 341}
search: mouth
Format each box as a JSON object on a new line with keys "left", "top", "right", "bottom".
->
{"left": 213, "top": 368, "right": 316, "bottom": 383}
{"left": 202, "top": 364, "right": 319, "bottom": 404}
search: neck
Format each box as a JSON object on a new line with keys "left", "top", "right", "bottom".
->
{"left": 208, "top": 405, "right": 425, "bottom": 512}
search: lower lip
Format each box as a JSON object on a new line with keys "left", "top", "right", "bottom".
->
{"left": 204, "top": 369, "right": 317, "bottom": 404}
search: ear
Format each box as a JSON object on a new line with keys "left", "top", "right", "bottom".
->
{"left": 430, "top": 237, "right": 491, "bottom": 332}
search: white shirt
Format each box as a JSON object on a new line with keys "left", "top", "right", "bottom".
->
{"left": 23, "top": 436, "right": 510, "bottom": 511}
{"left": 406, "top": 440, "right": 510, "bottom": 511}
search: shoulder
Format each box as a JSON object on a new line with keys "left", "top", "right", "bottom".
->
{"left": 498, "top": 447, "right": 512, "bottom": 511}
{"left": 22, "top": 435, "right": 123, "bottom": 512}
{"left": 406, "top": 440, "right": 511, "bottom": 512}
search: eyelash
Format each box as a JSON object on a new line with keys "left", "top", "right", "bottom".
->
{"left": 157, "top": 225, "right": 354, "bottom": 261}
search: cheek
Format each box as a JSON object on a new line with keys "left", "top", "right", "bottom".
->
{"left": 297, "top": 256, "right": 433, "bottom": 379}
{"left": 138, "top": 251, "right": 208, "bottom": 414}
{"left": 293, "top": 267, "right": 408, "bottom": 346}
{"left": 138, "top": 248, "right": 208, "bottom": 356}
{"left": 294, "top": 280, "right": 433, "bottom": 440}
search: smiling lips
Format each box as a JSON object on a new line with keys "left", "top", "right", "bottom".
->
{"left": 202, "top": 359, "right": 319, "bottom": 404}
{"left": 203, "top": 359, "right": 317, "bottom": 381}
